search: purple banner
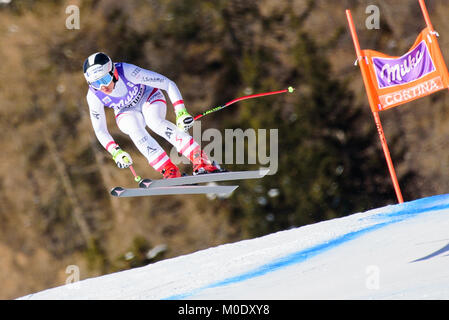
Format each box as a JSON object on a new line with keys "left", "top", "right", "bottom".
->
{"left": 373, "top": 41, "right": 436, "bottom": 89}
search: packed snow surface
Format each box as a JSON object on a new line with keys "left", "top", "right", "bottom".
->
{"left": 20, "top": 194, "right": 449, "bottom": 299}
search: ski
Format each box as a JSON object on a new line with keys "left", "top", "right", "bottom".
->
{"left": 110, "top": 185, "right": 239, "bottom": 198}
{"left": 138, "top": 168, "right": 270, "bottom": 188}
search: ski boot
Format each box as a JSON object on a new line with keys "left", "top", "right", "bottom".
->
{"left": 192, "top": 150, "right": 227, "bottom": 175}
{"left": 159, "top": 161, "right": 182, "bottom": 179}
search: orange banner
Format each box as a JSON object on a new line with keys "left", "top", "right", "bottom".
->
{"left": 361, "top": 28, "right": 449, "bottom": 112}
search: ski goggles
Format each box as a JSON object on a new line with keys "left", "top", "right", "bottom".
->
{"left": 90, "top": 73, "right": 113, "bottom": 89}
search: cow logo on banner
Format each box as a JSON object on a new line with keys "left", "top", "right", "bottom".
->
{"left": 361, "top": 28, "right": 449, "bottom": 111}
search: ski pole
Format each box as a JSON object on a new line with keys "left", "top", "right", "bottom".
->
{"left": 193, "top": 86, "right": 295, "bottom": 121}
{"left": 128, "top": 165, "right": 142, "bottom": 183}
{"left": 124, "top": 155, "right": 142, "bottom": 183}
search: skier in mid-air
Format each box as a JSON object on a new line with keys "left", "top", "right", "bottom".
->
{"left": 83, "top": 52, "right": 223, "bottom": 179}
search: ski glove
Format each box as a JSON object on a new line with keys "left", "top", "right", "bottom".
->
{"left": 175, "top": 108, "right": 194, "bottom": 132}
{"left": 110, "top": 146, "right": 133, "bottom": 169}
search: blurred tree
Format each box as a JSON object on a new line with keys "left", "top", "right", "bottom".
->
{"left": 224, "top": 22, "right": 417, "bottom": 237}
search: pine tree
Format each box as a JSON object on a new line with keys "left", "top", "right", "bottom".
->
{"left": 226, "top": 30, "right": 415, "bottom": 237}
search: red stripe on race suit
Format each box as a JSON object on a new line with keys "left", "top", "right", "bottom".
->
{"left": 173, "top": 100, "right": 184, "bottom": 107}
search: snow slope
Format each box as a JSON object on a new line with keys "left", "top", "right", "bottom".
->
{"left": 19, "top": 194, "right": 449, "bottom": 299}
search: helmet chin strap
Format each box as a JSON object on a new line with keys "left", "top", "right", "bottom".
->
{"left": 111, "top": 66, "right": 119, "bottom": 83}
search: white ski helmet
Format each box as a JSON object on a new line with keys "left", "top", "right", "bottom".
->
{"left": 83, "top": 52, "right": 117, "bottom": 89}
